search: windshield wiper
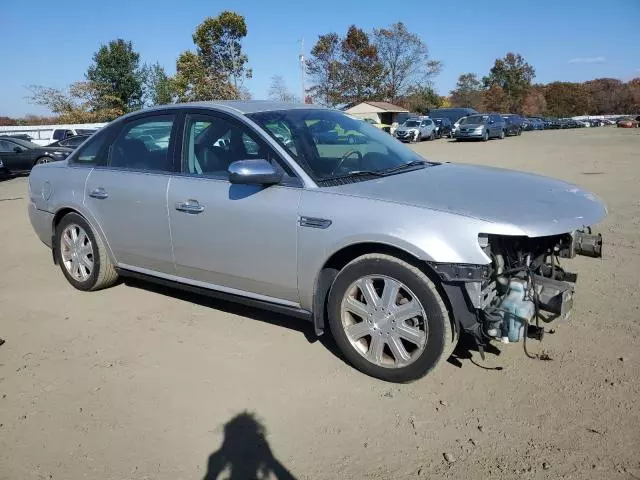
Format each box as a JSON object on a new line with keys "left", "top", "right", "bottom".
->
{"left": 322, "top": 170, "right": 387, "bottom": 182}
{"left": 380, "top": 160, "right": 428, "bottom": 175}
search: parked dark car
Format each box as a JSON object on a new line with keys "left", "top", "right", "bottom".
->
{"left": 427, "top": 108, "right": 479, "bottom": 127}
{"left": 501, "top": 115, "right": 523, "bottom": 136}
{"left": 454, "top": 114, "right": 506, "bottom": 141}
{"left": 0, "top": 136, "right": 73, "bottom": 174}
{"left": 47, "top": 134, "right": 92, "bottom": 149}
{"left": 432, "top": 117, "right": 452, "bottom": 138}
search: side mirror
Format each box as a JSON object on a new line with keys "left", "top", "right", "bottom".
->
{"left": 13, "top": 146, "right": 23, "bottom": 153}
{"left": 228, "top": 159, "right": 283, "bottom": 185}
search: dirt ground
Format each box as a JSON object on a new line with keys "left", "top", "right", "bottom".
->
{"left": 1, "top": 128, "right": 639, "bottom": 480}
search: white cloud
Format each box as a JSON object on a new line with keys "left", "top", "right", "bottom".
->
{"left": 569, "top": 56, "right": 606, "bottom": 64}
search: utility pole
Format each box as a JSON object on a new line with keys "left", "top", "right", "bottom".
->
{"left": 298, "top": 38, "right": 305, "bottom": 103}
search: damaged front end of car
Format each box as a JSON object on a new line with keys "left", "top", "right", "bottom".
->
{"left": 430, "top": 228, "right": 603, "bottom": 357}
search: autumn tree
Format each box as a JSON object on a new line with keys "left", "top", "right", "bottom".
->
{"left": 484, "top": 53, "right": 535, "bottom": 113}
{"left": 339, "top": 26, "right": 384, "bottom": 104}
{"left": 543, "top": 82, "right": 588, "bottom": 117}
{"left": 268, "top": 75, "right": 298, "bottom": 103}
{"left": 521, "top": 87, "right": 547, "bottom": 116}
{"left": 86, "top": 39, "right": 145, "bottom": 112}
{"left": 174, "top": 11, "right": 251, "bottom": 101}
{"left": 306, "top": 33, "right": 342, "bottom": 106}
{"left": 450, "top": 73, "right": 484, "bottom": 109}
{"left": 373, "top": 22, "right": 441, "bottom": 102}
{"left": 482, "top": 85, "right": 508, "bottom": 112}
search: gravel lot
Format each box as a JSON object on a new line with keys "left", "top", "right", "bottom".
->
{"left": 1, "top": 128, "right": 639, "bottom": 480}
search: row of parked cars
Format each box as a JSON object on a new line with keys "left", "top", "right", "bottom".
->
{"left": 389, "top": 108, "right": 638, "bottom": 143}
{"left": 0, "top": 132, "right": 94, "bottom": 175}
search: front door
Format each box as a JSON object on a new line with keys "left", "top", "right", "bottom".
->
{"left": 168, "top": 112, "right": 301, "bottom": 303}
{"left": 84, "top": 113, "right": 177, "bottom": 274}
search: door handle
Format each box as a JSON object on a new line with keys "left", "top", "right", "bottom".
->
{"left": 175, "top": 199, "right": 204, "bottom": 214}
{"left": 89, "top": 187, "right": 108, "bottom": 199}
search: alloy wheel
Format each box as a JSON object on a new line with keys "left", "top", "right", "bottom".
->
{"left": 60, "top": 224, "right": 94, "bottom": 282}
{"left": 340, "top": 275, "right": 428, "bottom": 368}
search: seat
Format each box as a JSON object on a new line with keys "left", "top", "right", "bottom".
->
{"left": 111, "top": 138, "right": 149, "bottom": 169}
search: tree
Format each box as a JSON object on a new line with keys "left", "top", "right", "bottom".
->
{"left": 450, "top": 73, "right": 483, "bottom": 110}
{"left": 173, "top": 11, "right": 250, "bottom": 101}
{"left": 543, "top": 82, "right": 588, "bottom": 117}
{"left": 584, "top": 78, "right": 627, "bottom": 114}
{"left": 306, "top": 33, "right": 342, "bottom": 106}
{"left": 192, "top": 11, "right": 252, "bottom": 90}
{"left": 400, "top": 85, "right": 441, "bottom": 114}
{"left": 28, "top": 81, "right": 125, "bottom": 122}
{"left": 521, "top": 88, "right": 547, "bottom": 116}
{"left": 339, "top": 26, "right": 384, "bottom": 104}
{"left": 268, "top": 75, "right": 298, "bottom": 103}
{"left": 86, "top": 39, "right": 145, "bottom": 112}
{"left": 484, "top": 53, "right": 535, "bottom": 113}
{"left": 482, "top": 85, "right": 508, "bottom": 112}
{"left": 144, "top": 63, "right": 174, "bottom": 106}
{"left": 373, "top": 22, "right": 441, "bottom": 102}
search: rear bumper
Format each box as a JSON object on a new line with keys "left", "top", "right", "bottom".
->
{"left": 28, "top": 202, "right": 54, "bottom": 248}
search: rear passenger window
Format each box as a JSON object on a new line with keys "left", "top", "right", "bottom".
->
{"left": 108, "top": 115, "right": 175, "bottom": 171}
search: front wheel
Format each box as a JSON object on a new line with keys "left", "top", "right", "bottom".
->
{"left": 55, "top": 212, "right": 118, "bottom": 291}
{"left": 328, "top": 254, "right": 453, "bottom": 382}
{"left": 35, "top": 156, "right": 51, "bottom": 165}
{"left": 482, "top": 130, "right": 489, "bottom": 142}
{"left": 499, "top": 129, "right": 505, "bottom": 139}
{"left": 429, "top": 131, "right": 436, "bottom": 141}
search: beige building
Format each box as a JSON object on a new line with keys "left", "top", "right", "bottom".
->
{"left": 344, "top": 101, "right": 409, "bottom": 126}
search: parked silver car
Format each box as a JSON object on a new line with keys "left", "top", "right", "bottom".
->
{"left": 28, "top": 101, "right": 606, "bottom": 382}
{"left": 393, "top": 117, "right": 437, "bottom": 142}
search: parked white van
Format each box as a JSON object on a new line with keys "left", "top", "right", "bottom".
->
{"left": 0, "top": 123, "right": 106, "bottom": 146}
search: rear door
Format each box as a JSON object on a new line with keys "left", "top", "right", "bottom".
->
{"left": 167, "top": 110, "right": 302, "bottom": 303}
{"left": 84, "top": 113, "right": 177, "bottom": 274}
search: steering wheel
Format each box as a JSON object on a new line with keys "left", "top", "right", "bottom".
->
{"left": 331, "top": 150, "right": 363, "bottom": 175}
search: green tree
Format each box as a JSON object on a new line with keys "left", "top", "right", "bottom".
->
{"left": 174, "top": 11, "right": 251, "bottom": 101}
{"left": 86, "top": 39, "right": 145, "bottom": 112}
{"left": 484, "top": 53, "right": 535, "bottom": 113}
{"left": 400, "top": 85, "right": 442, "bottom": 114}
{"left": 373, "top": 22, "right": 441, "bottom": 102}
{"left": 306, "top": 33, "right": 343, "bottom": 106}
{"left": 450, "top": 73, "right": 483, "bottom": 109}
{"left": 143, "top": 63, "right": 174, "bottom": 106}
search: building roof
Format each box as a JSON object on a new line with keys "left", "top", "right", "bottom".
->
{"left": 345, "top": 101, "right": 408, "bottom": 113}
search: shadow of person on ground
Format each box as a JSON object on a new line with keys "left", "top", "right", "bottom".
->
{"left": 203, "top": 411, "right": 297, "bottom": 480}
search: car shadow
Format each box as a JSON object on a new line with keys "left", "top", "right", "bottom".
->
{"left": 121, "top": 277, "right": 346, "bottom": 362}
{"left": 447, "top": 332, "right": 503, "bottom": 370}
{"left": 203, "top": 411, "right": 297, "bottom": 480}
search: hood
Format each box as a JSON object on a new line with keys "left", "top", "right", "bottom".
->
{"left": 396, "top": 127, "right": 418, "bottom": 133}
{"left": 328, "top": 163, "right": 607, "bottom": 237}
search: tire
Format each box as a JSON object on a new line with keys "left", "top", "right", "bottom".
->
{"left": 429, "top": 131, "right": 435, "bottom": 141}
{"left": 35, "top": 156, "right": 52, "bottom": 165}
{"left": 327, "top": 254, "right": 453, "bottom": 382}
{"left": 499, "top": 129, "right": 505, "bottom": 139}
{"left": 55, "top": 212, "right": 118, "bottom": 291}
{"left": 482, "top": 130, "right": 489, "bottom": 142}
{"left": 517, "top": 128, "right": 522, "bottom": 136}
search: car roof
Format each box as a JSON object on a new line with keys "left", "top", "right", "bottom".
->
{"left": 125, "top": 100, "right": 327, "bottom": 118}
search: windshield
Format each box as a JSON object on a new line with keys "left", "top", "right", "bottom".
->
{"left": 4, "top": 137, "right": 39, "bottom": 149}
{"left": 403, "top": 120, "right": 420, "bottom": 128}
{"left": 76, "top": 129, "right": 97, "bottom": 135}
{"left": 461, "top": 115, "right": 488, "bottom": 125}
{"left": 248, "top": 109, "right": 432, "bottom": 184}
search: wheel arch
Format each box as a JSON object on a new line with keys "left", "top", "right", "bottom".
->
{"left": 51, "top": 206, "right": 117, "bottom": 265}
{"left": 311, "top": 242, "right": 458, "bottom": 337}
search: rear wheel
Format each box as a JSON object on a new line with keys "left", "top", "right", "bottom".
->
{"left": 328, "top": 254, "right": 452, "bottom": 382}
{"left": 55, "top": 213, "right": 118, "bottom": 291}
{"left": 35, "top": 156, "right": 51, "bottom": 165}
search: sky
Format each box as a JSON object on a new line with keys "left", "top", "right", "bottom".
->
{"left": 1, "top": 0, "right": 639, "bottom": 117}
